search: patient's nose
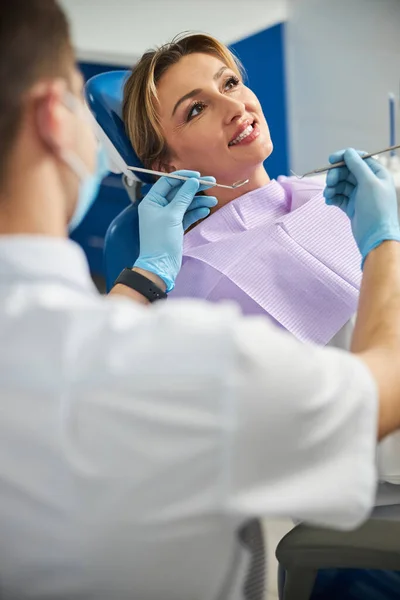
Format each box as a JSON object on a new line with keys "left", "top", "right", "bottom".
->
{"left": 221, "top": 95, "right": 246, "bottom": 126}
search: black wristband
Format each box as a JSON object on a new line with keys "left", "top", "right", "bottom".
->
{"left": 114, "top": 268, "right": 167, "bottom": 302}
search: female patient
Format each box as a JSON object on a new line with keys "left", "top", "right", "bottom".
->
{"left": 122, "top": 33, "right": 400, "bottom": 600}
{"left": 123, "top": 33, "right": 360, "bottom": 349}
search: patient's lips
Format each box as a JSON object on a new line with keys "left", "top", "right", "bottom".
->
{"left": 228, "top": 119, "right": 260, "bottom": 147}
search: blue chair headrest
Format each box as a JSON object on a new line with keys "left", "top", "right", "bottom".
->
{"left": 85, "top": 70, "right": 153, "bottom": 184}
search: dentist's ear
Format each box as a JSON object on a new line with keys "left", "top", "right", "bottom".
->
{"left": 32, "top": 79, "right": 71, "bottom": 154}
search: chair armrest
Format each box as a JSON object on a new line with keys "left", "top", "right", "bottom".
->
{"left": 276, "top": 518, "right": 400, "bottom": 571}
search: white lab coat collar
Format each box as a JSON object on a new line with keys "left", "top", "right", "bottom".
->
{"left": 0, "top": 235, "right": 97, "bottom": 294}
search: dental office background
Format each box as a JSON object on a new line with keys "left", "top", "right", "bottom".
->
{"left": 60, "top": 0, "right": 400, "bottom": 280}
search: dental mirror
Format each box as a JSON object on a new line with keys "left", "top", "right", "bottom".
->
{"left": 127, "top": 165, "right": 249, "bottom": 190}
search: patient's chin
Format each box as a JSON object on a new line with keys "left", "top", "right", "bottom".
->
{"left": 249, "top": 138, "right": 273, "bottom": 165}
{"left": 264, "top": 139, "right": 273, "bottom": 159}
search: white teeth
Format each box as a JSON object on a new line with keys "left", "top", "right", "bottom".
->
{"left": 229, "top": 124, "right": 253, "bottom": 146}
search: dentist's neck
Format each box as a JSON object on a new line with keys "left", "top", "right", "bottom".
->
{"left": 206, "top": 164, "right": 270, "bottom": 213}
{"left": 0, "top": 147, "right": 68, "bottom": 238}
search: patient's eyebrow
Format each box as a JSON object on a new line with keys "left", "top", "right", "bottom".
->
{"left": 171, "top": 66, "right": 228, "bottom": 116}
{"left": 213, "top": 66, "right": 228, "bottom": 81}
{"left": 172, "top": 88, "right": 202, "bottom": 116}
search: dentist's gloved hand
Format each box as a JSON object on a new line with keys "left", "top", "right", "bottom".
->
{"left": 323, "top": 148, "right": 400, "bottom": 267}
{"left": 134, "top": 170, "right": 217, "bottom": 291}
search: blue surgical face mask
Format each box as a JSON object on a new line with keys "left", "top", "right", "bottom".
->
{"left": 60, "top": 92, "right": 110, "bottom": 233}
{"left": 67, "top": 144, "right": 110, "bottom": 233}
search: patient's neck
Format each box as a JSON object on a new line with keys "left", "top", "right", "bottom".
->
{"left": 206, "top": 164, "right": 270, "bottom": 214}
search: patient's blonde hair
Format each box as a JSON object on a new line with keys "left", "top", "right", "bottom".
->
{"left": 123, "top": 33, "right": 244, "bottom": 171}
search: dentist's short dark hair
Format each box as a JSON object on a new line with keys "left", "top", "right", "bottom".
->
{"left": 0, "top": 0, "right": 73, "bottom": 185}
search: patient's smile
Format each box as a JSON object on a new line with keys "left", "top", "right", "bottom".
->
{"left": 229, "top": 121, "right": 260, "bottom": 147}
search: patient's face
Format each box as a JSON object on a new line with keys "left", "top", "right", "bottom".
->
{"left": 155, "top": 53, "right": 273, "bottom": 183}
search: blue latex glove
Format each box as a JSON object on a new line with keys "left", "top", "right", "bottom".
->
{"left": 134, "top": 170, "right": 217, "bottom": 291}
{"left": 323, "top": 148, "right": 400, "bottom": 267}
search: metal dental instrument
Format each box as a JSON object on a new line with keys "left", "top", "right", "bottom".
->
{"left": 127, "top": 165, "right": 249, "bottom": 189}
{"left": 290, "top": 143, "right": 400, "bottom": 179}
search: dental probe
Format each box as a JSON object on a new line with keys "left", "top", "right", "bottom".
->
{"left": 291, "top": 144, "right": 400, "bottom": 179}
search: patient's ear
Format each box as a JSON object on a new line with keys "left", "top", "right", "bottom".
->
{"left": 152, "top": 156, "right": 177, "bottom": 174}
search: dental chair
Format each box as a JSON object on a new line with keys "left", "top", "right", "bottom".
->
{"left": 85, "top": 70, "right": 152, "bottom": 291}
{"left": 276, "top": 518, "right": 400, "bottom": 600}
{"left": 86, "top": 70, "right": 400, "bottom": 600}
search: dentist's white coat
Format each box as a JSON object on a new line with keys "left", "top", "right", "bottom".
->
{"left": 0, "top": 236, "right": 378, "bottom": 600}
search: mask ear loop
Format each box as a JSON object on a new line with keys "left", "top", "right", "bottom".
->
{"left": 59, "top": 91, "right": 95, "bottom": 181}
{"left": 63, "top": 90, "right": 85, "bottom": 115}
{"left": 59, "top": 148, "right": 90, "bottom": 182}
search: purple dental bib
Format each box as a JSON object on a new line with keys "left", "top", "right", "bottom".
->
{"left": 170, "top": 177, "right": 361, "bottom": 345}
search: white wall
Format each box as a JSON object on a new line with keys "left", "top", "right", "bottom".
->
{"left": 60, "top": 0, "right": 288, "bottom": 65}
{"left": 286, "top": 0, "right": 400, "bottom": 174}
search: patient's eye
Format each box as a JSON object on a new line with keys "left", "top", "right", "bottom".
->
{"left": 185, "top": 76, "right": 240, "bottom": 122}
{"left": 224, "top": 75, "right": 240, "bottom": 91}
{"left": 187, "top": 101, "right": 206, "bottom": 121}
